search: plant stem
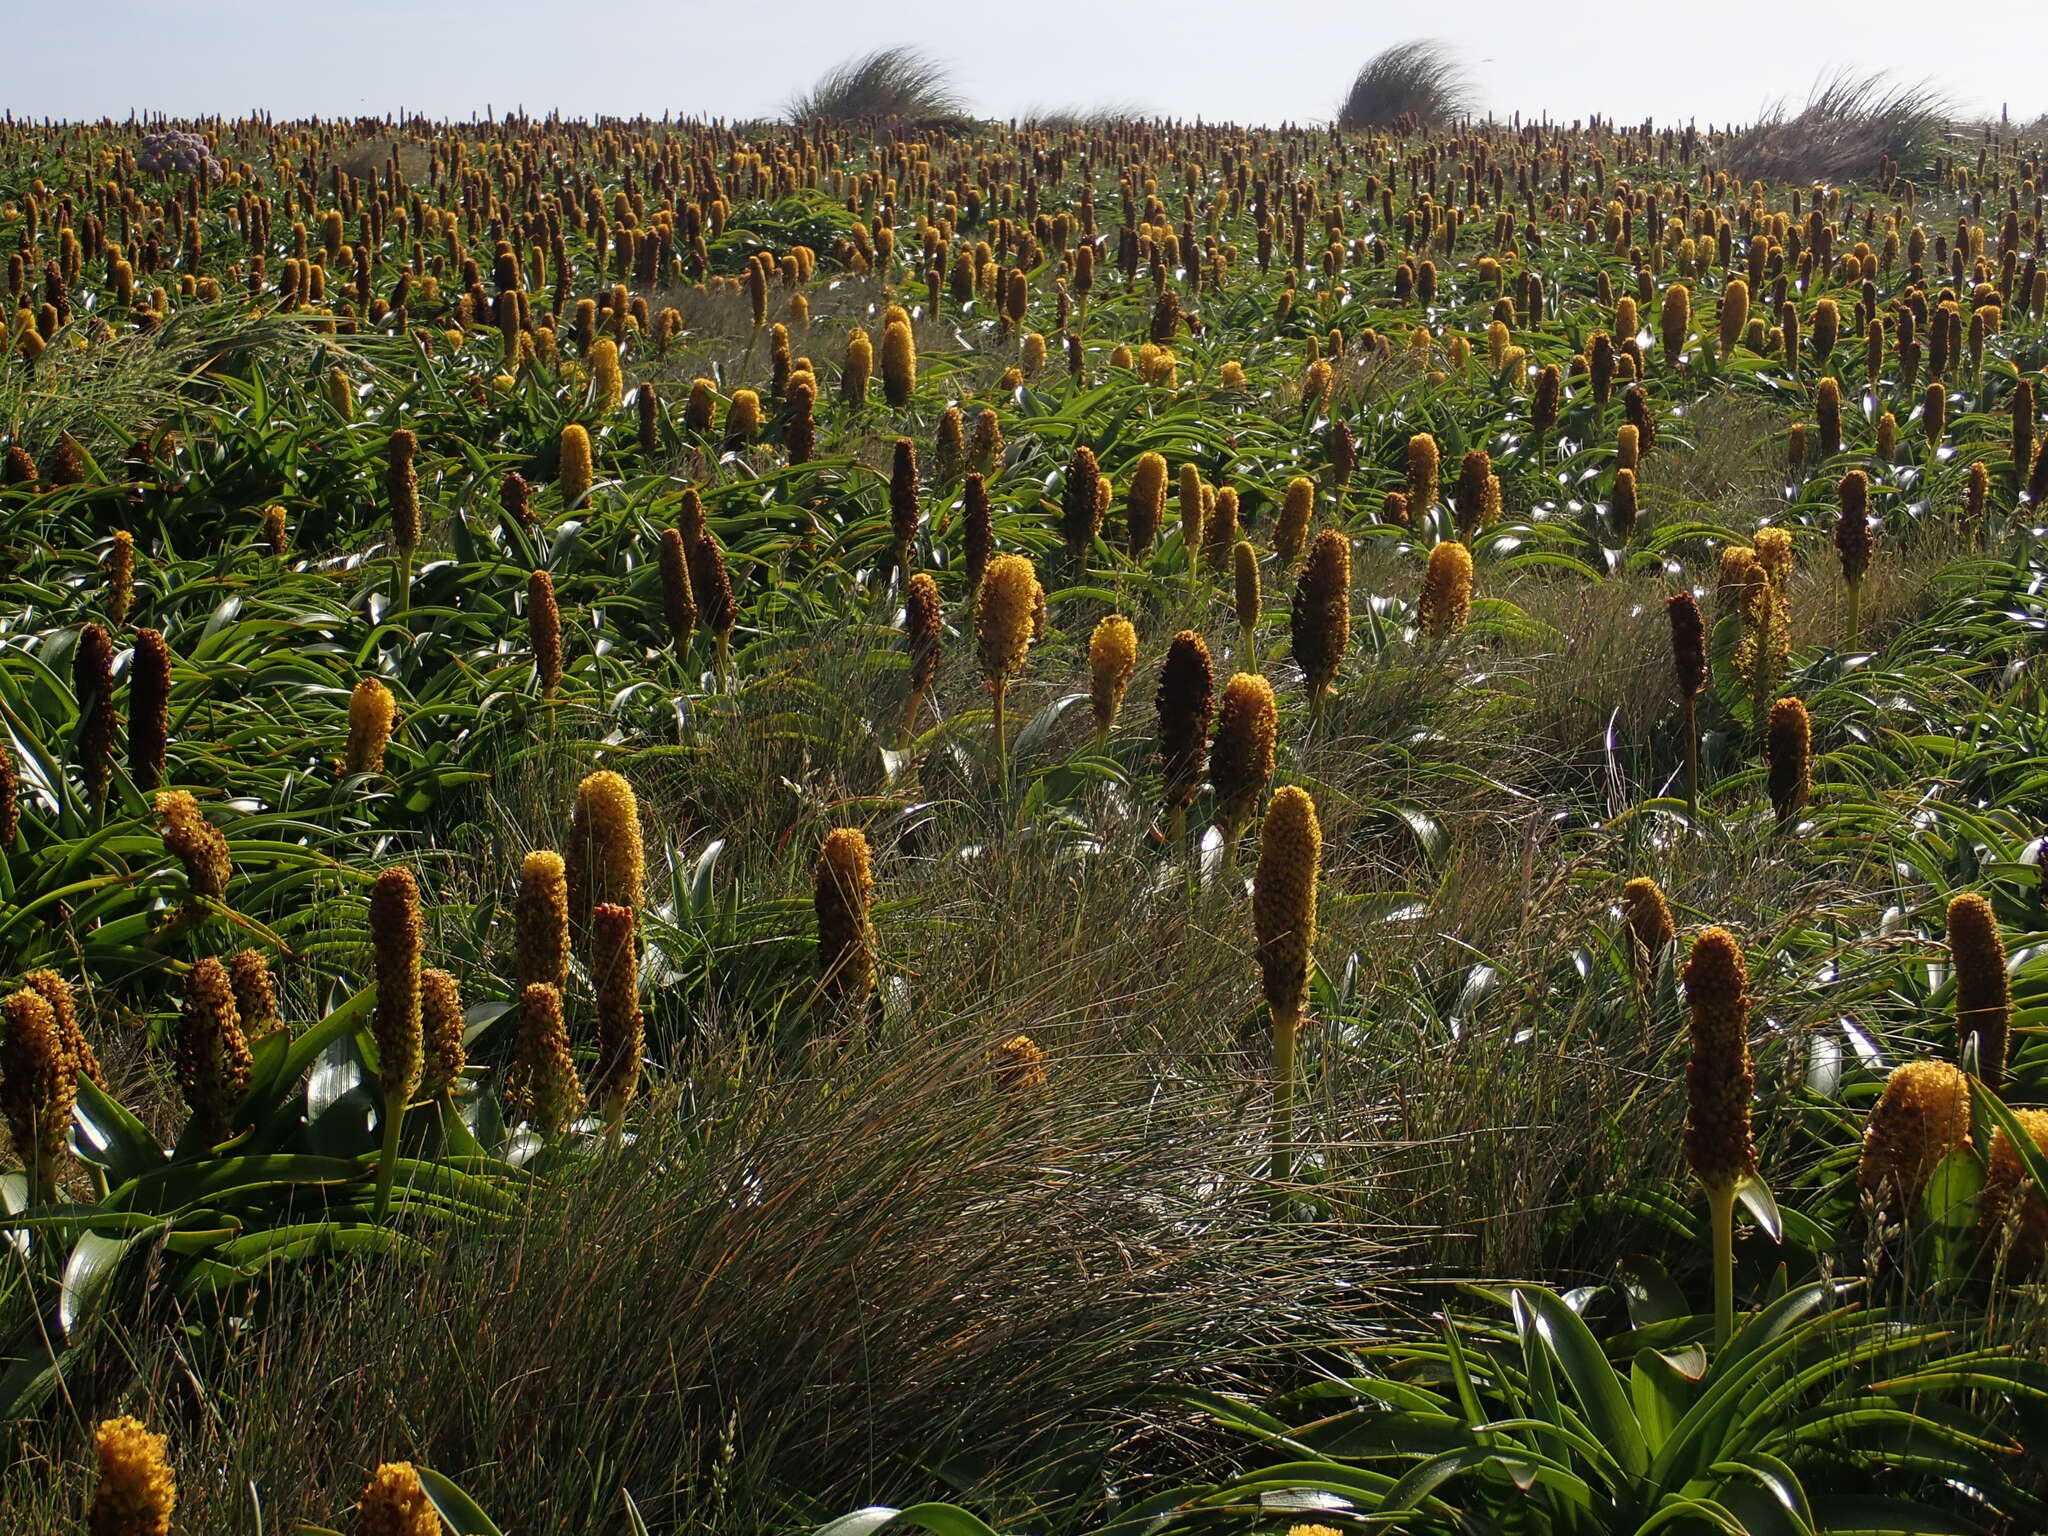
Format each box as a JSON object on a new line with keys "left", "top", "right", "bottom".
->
{"left": 374, "top": 1088, "right": 403, "bottom": 1223}
{"left": 1845, "top": 579, "right": 1863, "bottom": 650}
{"left": 1270, "top": 1001, "right": 1300, "bottom": 1206}
{"left": 390, "top": 548, "right": 413, "bottom": 616}
{"left": 992, "top": 680, "right": 1008, "bottom": 794}
{"left": 1708, "top": 1178, "right": 1738, "bottom": 1348}
{"left": 1682, "top": 694, "right": 1700, "bottom": 816}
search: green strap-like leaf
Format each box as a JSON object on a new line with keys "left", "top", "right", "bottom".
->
{"left": 809, "top": 1504, "right": 1004, "bottom": 1536}
{"left": 1515, "top": 1285, "right": 1649, "bottom": 1478}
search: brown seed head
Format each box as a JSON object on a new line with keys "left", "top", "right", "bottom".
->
{"left": 385, "top": 428, "right": 420, "bottom": 552}
{"left": 73, "top": 621, "right": 117, "bottom": 807}
{"left": 1979, "top": 1108, "right": 2048, "bottom": 1274}
{"left": 368, "top": 867, "right": 423, "bottom": 1105}
{"left": 1291, "top": 528, "right": 1350, "bottom": 697}
{"left": 1835, "top": 469, "right": 1872, "bottom": 585}
{"left": 1453, "top": 449, "right": 1492, "bottom": 542}
{"left": 156, "top": 790, "right": 230, "bottom": 901}
{"left": 1254, "top": 786, "right": 1321, "bottom": 1021}
{"left": 174, "top": 957, "right": 250, "bottom": 1145}
{"left": 816, "top": 828, "right": 876, "bottom": 1008}
{"left": 1668, "top": 592, "right": 1706, "bottom": 698}
{"left": 1210, "top": 672, "right": 1278, "bottom": 839}
{"left": 588, "top": 902, "right": 643, "bottom": 1114}
{"left": 128, "top": 626, "right": 172, "bottom": 790}
{"left": 505, "top": 982, "right": 583, "bottom": 1136}
{"left": 1947, "top": 892, "right": 2011, "bottom": 1089}
{"left": 0, "top": 988, "right": 75, "bottom": 1198}
{"left": 527, "top": 569, "right": 562, "bottom": 696}
{"left": 1156, "top": 630, "right": 1215, "bottom": 812}
{"left": 1766, "top": 697, "right": 1811, "bottom": 825}
{"left": 890, "top": 437, "right": 921, "bottom": 558}
{"left": 1061, "top": 445, "right": 1103, "bottom": 569}
{"left": 1681, "top": 928, "right": 1756, "bottom": 1189}
{"left": 228, "top": 950, "right": 280, "bottom": 1038}
{"left": 658, "top": 527, "right": 696, "bottom": 650}
{"left": 1621, "top": 878, "right": 1677, "bottom": 993}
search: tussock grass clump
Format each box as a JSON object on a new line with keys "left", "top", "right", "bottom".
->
{"left": 1723, "top": 71, "right": 1950, "bottom": 185}
{"left": 789, "top": 47, "right": 970, "bottom": 127}
{"left": 1336, "top": 40, "right": 1472, "bottom": 131}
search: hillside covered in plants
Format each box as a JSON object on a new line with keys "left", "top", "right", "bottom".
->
{"left": 3, "top": 55, "right": 2048, "bottom": 1536}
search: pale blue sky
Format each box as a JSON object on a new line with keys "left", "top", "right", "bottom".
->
{"left": 12, "top": 0, "right": 2047, "bottom": 129}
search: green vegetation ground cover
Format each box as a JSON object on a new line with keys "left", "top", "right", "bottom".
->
{"left": 0, "top": 97, "right": 2045, "bottom": 1534}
